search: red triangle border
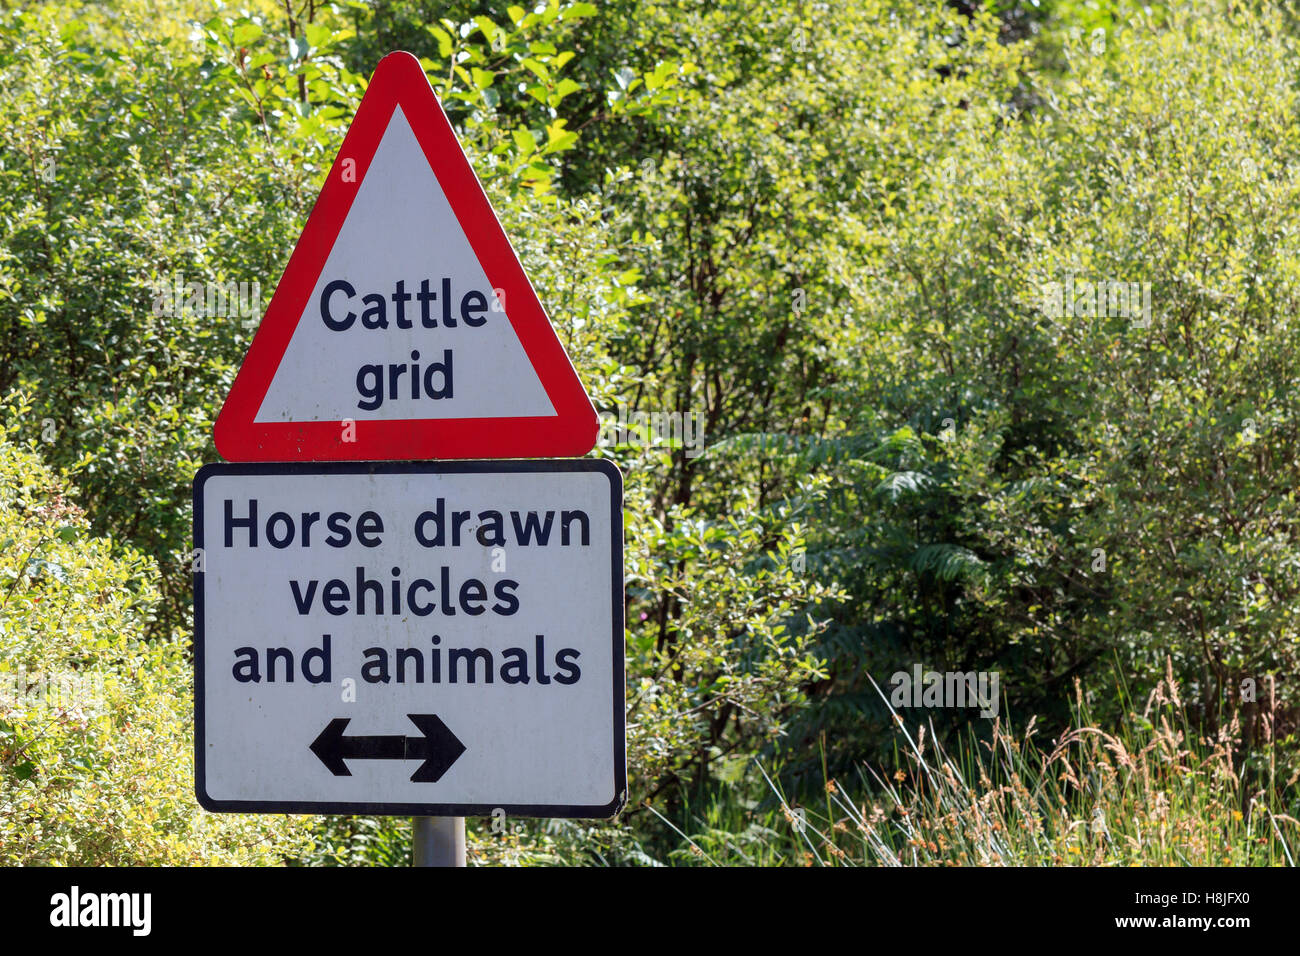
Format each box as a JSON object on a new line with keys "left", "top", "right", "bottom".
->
{"left": 213, "top": 51, "right": 599, "bottom": 461}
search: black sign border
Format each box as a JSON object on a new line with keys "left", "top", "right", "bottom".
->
{"left": 193, "top": 459, "right": 626, "bottom": 819}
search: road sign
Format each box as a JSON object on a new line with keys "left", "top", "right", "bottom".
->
{"left": 193, "top": 460, "right": 625, "bottom": 817}
{"left": 213, "top": 51, "right": 599, "bottom": 462}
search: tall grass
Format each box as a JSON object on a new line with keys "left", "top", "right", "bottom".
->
{"left": 649, "top": 663, "right": 1299, "bottom": 866}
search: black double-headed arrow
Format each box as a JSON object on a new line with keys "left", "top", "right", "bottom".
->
{"left": 310, "top": 714, "right": 466, "bottom": 782}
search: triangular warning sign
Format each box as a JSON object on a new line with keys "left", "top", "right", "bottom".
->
{"left": 214, "top": 51, "right": 598, "bottom": 461}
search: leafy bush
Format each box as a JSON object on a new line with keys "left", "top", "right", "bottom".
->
{"left": 0, "top": 406, "right": 312, "bottom": 864}
{"left": 731, "top": 0, "right": 1300, "bottom": 790}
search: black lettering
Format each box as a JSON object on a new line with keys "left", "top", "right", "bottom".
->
{"left": 356, "top": 511, "right": 384, "bottom": 547}
{"left": 321, "top": 279, "right": 356, "bottom": 331}
{"left": 440, "top": 277, "right": 455, "bottom": 326}
{"left": 492, "top": 579, "right": 519, "bottom": 615}
{"left": 322, "top": 579, "right": 349, "bottom": 615}
{"left": 414, "top": 498, "right": 445, "bottom": 547}
{"left": 439, "top": 566, "right": 455, "bottom": 616}
{"left": 224, "top": 498, "right": 257, "bottom": 547}
{"left": 266, "top": 646, "right": 294, "bottom": 682}
{"left": 554, "top": 647, "right": 581, "bottom": 685}
{"left": 392, "top": 279, "right": 412, "bottom": 328}
{"left": 449, "top": 647, "right": 492, "bottom": 684}
{"left": 461, "top": 289, "right": 487, "bottom": 326}
{"left": 266, "top": 511, "right": 294, "bottom": 548}
{"left": 476, "top": 510, "right": 504, "bottom": 546}
{"left": 303, "top": 635, "right": 332, "bottom": 683}
{"left": 451, "top": 510, "right": 471, "bottom": 546}
{"left": 422, "top": 350, "right": 453, "bottom": 399}
{"left": 361, "top": 647, "right": 391, "bottom": 683}
{"left": 356, "top": 566, "right": 383, "bottom": 615}
{"left": 500, "top": 648, "right": 530, "bottom": 684}
{"left": 396, "top": 646, "right": 424, "bottom": 683}
{"left": 357, "top": 364, "right": 383, "bottom": 411}
{"left": 301, "top": 512, "right": 320, "bottom": 546}
{"left": 560, "top": 510, "right": 590, "bottom": 546}
{"left": 512, "top": 510, "right": 553, "bottom": 546}
{"left": 232, "top": 647, "right": 261, "bottom": 682}
{"left": 418, "top": 278, "right": 437, "bottom": 327}
{"left": 459, "top": 578, "right": 487, "bottom": 615}
{"left": 360, "top": 293, "right": 387, "bottom": 329}
{"left": 289, "top": 579, "right": 318, "bottom": 615}
{"left": 535, "top": 634, "right": 550, "bottom": 684}
{"left": 325, "top": 512, "right": 352, "bottom": 548}
{"left": 408, "top": 579, "right": 436, "bottom": 615}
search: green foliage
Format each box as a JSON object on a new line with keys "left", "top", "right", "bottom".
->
{"left": 621, "top": 477, "right": 840, "bottom": 808}
{"left": 0, "top": 404, "right": 312, "bottom": 863}
{"left": 298, "top": 814, "right": 412, "bottom": 866}
{"left": 782, "top": 0, "right": 1300, "bottom": 786}
{"left": 0, "top": 0, "right": 340, "bottom": 626}
{"left": 2, "top": 0, "right": 1298, "bottom": 866}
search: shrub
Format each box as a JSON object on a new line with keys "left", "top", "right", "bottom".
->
{"left": 0, "top": 404, "right": 312, "bottom": 864}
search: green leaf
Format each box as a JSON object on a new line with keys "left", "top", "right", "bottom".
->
{"left": 304, "top": 22, "right": 334, "bottom": 50}
{"left": 473, "top": 15, "right": 499, "bottom": 43}
{"left": 545, "top": 119, "right": 578, "bottom": 152}
{"left": 520, "top": 58, "right": 550, "bottom": 83}
{"left": 231, "top": 21, "right": 262, "bottom": 47}
{"left": 426, "top": 24, "right": 453, "bottom": 58}
{"left": 511, "top": 128, "right": 537, "bottom": 154}
{"left": 551, "top": 77, "right": 580, "bottom": 103}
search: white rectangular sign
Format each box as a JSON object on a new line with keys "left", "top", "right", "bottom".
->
{"left": 193, "top": 461, "right": 625, "bottom": 817}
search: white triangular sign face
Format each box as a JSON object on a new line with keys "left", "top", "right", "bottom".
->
{"left": 215, "top": 52, "right": 598, "bottom": 461}
{"left": 256, "top": 107, "right": 555, "bottom": 424}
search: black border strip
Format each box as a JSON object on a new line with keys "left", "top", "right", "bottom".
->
{"left": 193, "top": 459, "right": 626, "bottom": 818}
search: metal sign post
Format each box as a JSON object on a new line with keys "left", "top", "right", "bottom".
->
{"left": 413, "top": 816, "right": 464, "bottom": 867}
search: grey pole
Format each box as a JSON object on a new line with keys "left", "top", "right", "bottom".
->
{"left": 413, "top": 816, "right": 465, "bottom": 866}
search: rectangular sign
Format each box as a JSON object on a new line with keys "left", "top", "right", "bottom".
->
{"left": 193, "top": 460, "right": 625, "bottom": 817}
